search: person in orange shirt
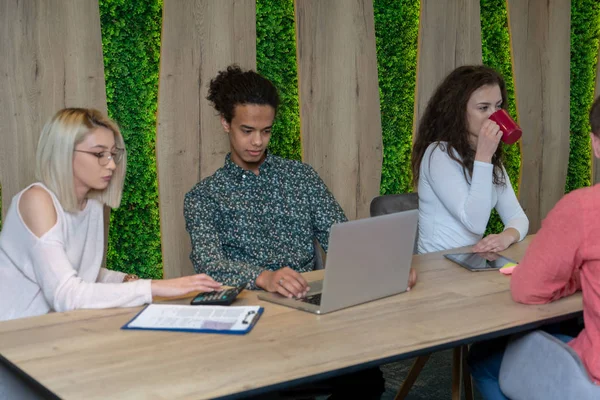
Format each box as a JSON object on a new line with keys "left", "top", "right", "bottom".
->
{"left": 509, "top": 95, "right": 600, "bottom": 384}
{"left": 468, "top": 96, "right": 600, "bottom": 398}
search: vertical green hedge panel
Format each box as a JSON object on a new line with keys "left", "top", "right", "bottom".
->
{"left": 481, "top": 0, "right": 521, "bottom": 185}
{"left": 481, "top": 0, "right": 521, "bottom": 234}
{"left": 256, "top": 0, "right": 301, "bottom": 161}
{"left": 374, "top": 0, "right": 420, "bottom": 195}
{"left": 100, "top": 0, "right": 163, "bottom": 278}
{"left": 566, "top": 0, "right": 600, "bottom": 193}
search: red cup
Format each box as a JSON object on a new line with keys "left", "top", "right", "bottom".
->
{"left": 489, "top": 109, "right": 522, "bottom": 145}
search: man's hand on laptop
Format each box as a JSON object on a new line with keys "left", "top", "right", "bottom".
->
{"left": 256, "top": 267, "right": 310, "bottom": 299}
{"left": 407, "top": 268, "right": 417, "bottom": 291}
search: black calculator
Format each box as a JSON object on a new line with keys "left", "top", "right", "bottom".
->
{"left": 190, "top": 282, "right": 247, "bottom": 306}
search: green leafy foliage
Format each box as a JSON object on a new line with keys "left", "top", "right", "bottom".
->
{"left": 481, "top": 0, "right": 521, "bottom": 185}
{"left": 481, "top": 0, "right": 521, "bottom": 234}
{"left": 374, "top": 0, "right": 420, "bottom": 195}
{"left": 99, "top": 0, "right": 163, "bottom": 278}
{"left": 566, "top": 0, "right": 600, "bottom": 193}
{"left": 256, "top": 0, "right": 301, "bottom": 161}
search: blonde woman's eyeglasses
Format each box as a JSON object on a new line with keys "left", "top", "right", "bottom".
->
{"left": 74, "top": 149, "right": 124, "bottom": 166}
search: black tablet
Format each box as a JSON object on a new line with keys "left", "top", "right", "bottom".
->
{"left": 443, "top": 252, "right": 517, "bottom": 272}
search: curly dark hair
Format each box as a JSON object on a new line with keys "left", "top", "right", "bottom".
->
{"left": 206, "top": 65, "right": 280, "bottom": 123}
{"left": 412, "top": 65, "right": 508, "bottom": 187}
{"left": 590, "top": 95, "right": 600, "bottom": 136}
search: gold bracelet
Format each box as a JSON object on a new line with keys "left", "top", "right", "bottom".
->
{"left": 123, "top": 274, "right": 139, "bottom": 282}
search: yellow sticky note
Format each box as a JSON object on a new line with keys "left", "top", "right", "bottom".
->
{"left": 499, "top": 262, "right": 518, "bottom": 275}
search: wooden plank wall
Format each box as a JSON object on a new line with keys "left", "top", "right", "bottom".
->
{"left": 414, "top": 0, "right": 483, "bottom": 138}
{"left": 295, "top": 0, "right": 383, "bottom": 220}
{"left": 156, "top": 0, "right": 256, "bottom": 279}
{"left": 507, "top": 0, "right": 571, "bottom": 232}
{"left": 0, "top": 0, "right": 107, "bottom": 220}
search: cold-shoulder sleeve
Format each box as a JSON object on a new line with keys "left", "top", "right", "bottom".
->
{"left": 29, "top": 237, "right": 152, "bottom": 312}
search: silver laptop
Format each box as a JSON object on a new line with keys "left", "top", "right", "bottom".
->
{"left": 257, "top": 209, "right": 418, "bottom": 314}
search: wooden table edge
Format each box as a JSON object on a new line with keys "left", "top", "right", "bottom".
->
{"left": 211, "top": 308, "right": 583, "bottom": 399}
{"left": 0, "top": 353, "right": 60, "bottom": 400}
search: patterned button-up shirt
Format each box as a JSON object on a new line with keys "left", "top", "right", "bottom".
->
{"left": 184, "top": 153, "right": 347, "bottom": 288}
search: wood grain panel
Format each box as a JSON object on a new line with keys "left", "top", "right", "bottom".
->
{"left": 414, "top": 0, "right": 482, "bottom": 139}
{"left": 295, "top": 0, "right": 383, "bottom": 220}
{"left": 0, "top": 0, "right": 107, "bottom": 220}
{"left": 593, "top": 39, "right": 600, "bottom": 184}
{"left": 507, "top": 0, "right": 571, "bottom": 232}
{"left": 156, "top": 0, "right": 256, "bottom": 278}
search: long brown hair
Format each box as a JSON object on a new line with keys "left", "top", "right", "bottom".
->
{"left": 412, "top": 65, "right": 508, "bottom": 186}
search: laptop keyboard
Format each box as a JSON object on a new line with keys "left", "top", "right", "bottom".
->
{"left": 300, "top": 293, "right": 322, "bottom": 305}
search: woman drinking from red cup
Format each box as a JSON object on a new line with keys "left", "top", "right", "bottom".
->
{"left": 412, "top": 65, "right": 529, "bottom": 255}
{"left": 489, "top": 108, "right": 522, "bottom": 145}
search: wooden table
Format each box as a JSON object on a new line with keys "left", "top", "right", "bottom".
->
{"left": 0, "top": 237, "right": 583, "bottom": 399}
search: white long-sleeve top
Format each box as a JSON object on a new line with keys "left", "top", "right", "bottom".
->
{"left": 417, "top": 142, "right": 529, "bottom": 254}
{"left": 0, "top": 183, "right": 152, "bottom": 321}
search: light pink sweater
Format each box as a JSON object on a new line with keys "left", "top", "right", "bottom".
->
{"left": 0, "top": 183, "right": 152, "bottom": 321}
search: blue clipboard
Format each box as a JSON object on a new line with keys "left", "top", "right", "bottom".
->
{"left": 121, "top": 304, "right": 264, "bottom": 335}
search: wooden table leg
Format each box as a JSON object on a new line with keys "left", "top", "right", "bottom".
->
{"left": 462, "top": 345, "right": 474, "bottom": 400}
{"left": 394, "top": 354, "right": 431, "bottom": 400}
{"left": 451, "top": 347, "right": 462, "bottom": 400}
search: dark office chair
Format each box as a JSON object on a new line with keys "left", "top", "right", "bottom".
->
{"left": 370, "top": 193, "right": 419, "bottom": 217}
{"left": 369, "top": 193, "right": 473, "bottom": 400}
{"left": 370, "top": 193, "right": 419, "bottom": 254}
{"left": 313, "top": 240, "right": 325, "bottom": 270}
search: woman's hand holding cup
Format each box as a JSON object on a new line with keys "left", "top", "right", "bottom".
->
{"left": 475, "top": 119, "right": 503, "bottom": 163}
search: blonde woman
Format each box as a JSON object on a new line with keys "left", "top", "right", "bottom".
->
{"left": 0, "top": 108, "right": 221, "bottom": 321}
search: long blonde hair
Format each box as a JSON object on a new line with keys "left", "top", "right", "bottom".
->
{"left": 35, "top": 108, "right": 127, "bottom": 212}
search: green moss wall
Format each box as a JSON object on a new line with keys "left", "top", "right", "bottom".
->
{"left": 567, "top": 0, "right": 600, "bottom": 193}
{"left": 374, "top": 0, "right": 420, "bottom": 195}
{"left": 99, "top": 0, "right": 163, "bottom": 278}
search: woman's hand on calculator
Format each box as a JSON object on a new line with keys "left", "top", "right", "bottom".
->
{"left": 256, "top": 267, "right": 310, "bottom": 299}
{"left": 151, "top": 274, "right": 222, "bottom": 298}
